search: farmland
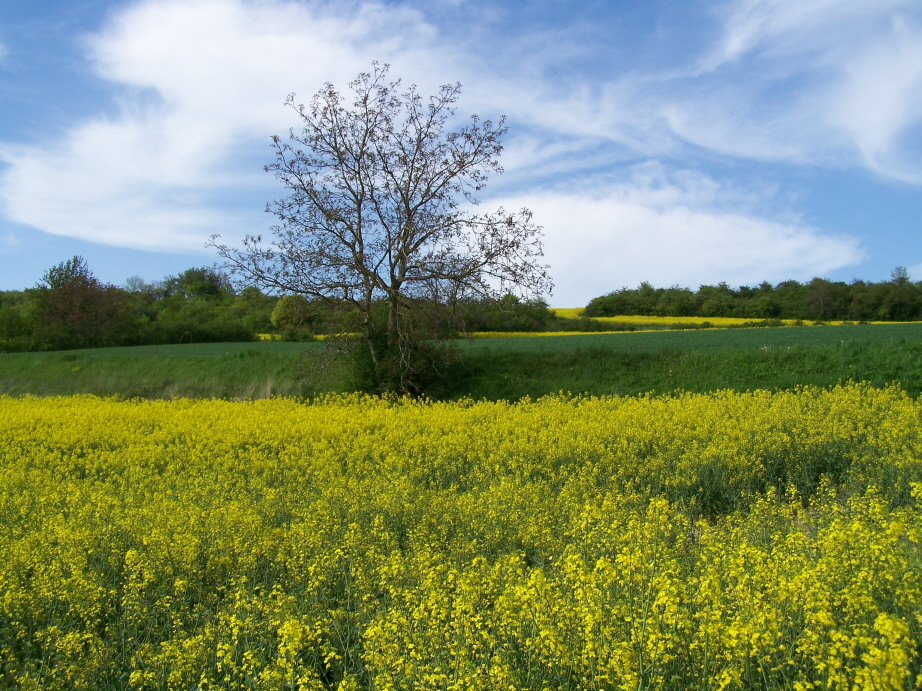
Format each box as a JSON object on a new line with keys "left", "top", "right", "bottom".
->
{"left": 2, "top": 385, "right": 922, "bottom": 689}
{"left": 551, "top": 307, "right": 773, "bottom": 325}
{"left": 4, "top": 322, "right": 922, "bottom": 400}
{"left": 4, "top": 322, "right": 922, "bottom": 688}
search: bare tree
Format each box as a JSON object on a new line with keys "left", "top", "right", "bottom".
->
{"left": 211, "top": 63, "right": 552, "bottom": 393}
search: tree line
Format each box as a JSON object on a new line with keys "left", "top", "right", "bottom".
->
{"left": 0, "top": 257, "right": 275, "bottom": 352}
{"left": 6, "top": 258, "right": 922, "bottom": 354}
{"left": 584, "top": 268, "right": 922, "bottom": 322}
{"left": 0, "top": 256, "right": 563, "bottom": 353}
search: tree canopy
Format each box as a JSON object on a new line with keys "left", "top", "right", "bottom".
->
{"left": 583, "top": 269, "right": 922, "bottom": 322}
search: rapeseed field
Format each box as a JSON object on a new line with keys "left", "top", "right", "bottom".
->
{"left": 2, "top": 385, "right": 922, "bottom": 689}
{"left": 550, "top": 309, "right": 897, "bottom": 327}
{"left": 551, "top": 308, "right": 765, "bottom": 325}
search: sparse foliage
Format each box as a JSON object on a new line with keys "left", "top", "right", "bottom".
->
{"left": 211, "top": 63, "right": 552, "bottom": 393}
{"left": 40, "top": 255, "right": 96, "bottom": 291}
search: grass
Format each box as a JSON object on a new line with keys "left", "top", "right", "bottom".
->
{"left": 0, "top": 342, "right": 322, "bottom": 399}
{"left": 462, "top": 321, "right": 922, "bottom": 354}
{"left": 4, "top": 323, "right": 922, "bottom": 400}
{"left": 453, "top": 326, "right": 922, "bottom": 399}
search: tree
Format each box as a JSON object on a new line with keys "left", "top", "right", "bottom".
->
{"left": 32, "top": 256, "right": 130, "bottom": 350}
{"left": 161, "top": 267, "right": 232, "bottom": 299}
{"left": 891, "top": 266, "right": 911, "bottom": 285}
{"left": 270, "top": 294, "right": 316, "bottom": 341}
{"left": 881, "top": 266, "right": 922, "bottom": 320}
{"left": 212, "top": 63, "right": 552, "bottom": 393}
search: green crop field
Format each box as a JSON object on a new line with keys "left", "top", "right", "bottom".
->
{"left": 0, "top": 342, "right": 320, "bottom": 399}
{"left": 453, "top": 323, "right": 922, "bottom": 399}
{"left": 461, "top": 321, "right": 922, "bottom": 354}
{"left": 3, "top": 322, "right": 922, "bottom": 400}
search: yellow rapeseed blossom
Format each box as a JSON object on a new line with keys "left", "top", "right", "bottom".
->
{"left": 1, "top": 384, "right": 921, "bottom": 688}
{"left": 550, "top": 308, "right": 916, "bottom": 327}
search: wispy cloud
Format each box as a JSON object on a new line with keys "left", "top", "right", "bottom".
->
{"left": 702, "top": 0, "right": 909, "bottom": 70}
{"left": 829, "top": 15, "right": 922, "bottom": 181}
{"left": 657, "top": 0, "right": 922, "bottom": 178}
{"left": 440, "top": 0, "right": 922, "bottom": 183}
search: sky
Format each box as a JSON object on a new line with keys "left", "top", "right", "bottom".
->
{"left": 1, "top": 0, "right": 921, "bottom": 307}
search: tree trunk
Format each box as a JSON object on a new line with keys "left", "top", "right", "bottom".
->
{"left": 387, "top": 294, "right": 399, "bottom": 348}
{"left": 362, "top": 296, "right": 381, "bottom": 369}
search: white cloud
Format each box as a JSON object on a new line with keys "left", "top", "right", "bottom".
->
{"left": 449, "top": 0, "right": 922, "bottom": 182}
{"left": 0, "top": 0, "right": 451, "bottom": 250}
{"left": 87, "top": 0, "right": 441, "bottom": 135}
{"left": 498, "top": 172, "right": 863, "bottom": 307}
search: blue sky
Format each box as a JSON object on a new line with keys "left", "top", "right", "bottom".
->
{"left": 1, "top": 0, "right": 921, "bottom": 306}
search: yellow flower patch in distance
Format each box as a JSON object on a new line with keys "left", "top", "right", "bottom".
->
{"left": 551, "top": 307, "right": 760, "bottom": 325}
{"left": 551, "top": 307, "right": 922, "bottom": 328}
{"left": 2, "top": 384, "right": 921, "bottom": 689}
{"left": 470, "top": 331, "right": 614, "bottom": 338}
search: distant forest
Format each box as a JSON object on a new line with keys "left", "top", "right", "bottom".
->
{"left": 4, "top": 257, "right": 922, "bottom": 353}
{"left": 0, "top": 256, "right": 559, "bottom": 352}
{"left": 584, "top": 268, "right": 922, "bottom": 322}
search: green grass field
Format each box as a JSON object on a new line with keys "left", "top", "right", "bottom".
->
{"left": 0, "top": 341, "right": 321, "bottom": 399}
{"left": 4, "top": 323, "right": 922, "bottom": 399}
{"left": 454, "top": 323, "right": 922, "bottom": 399}
{"left": 464, "top": 321, "right": 922, "bottom": 354}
